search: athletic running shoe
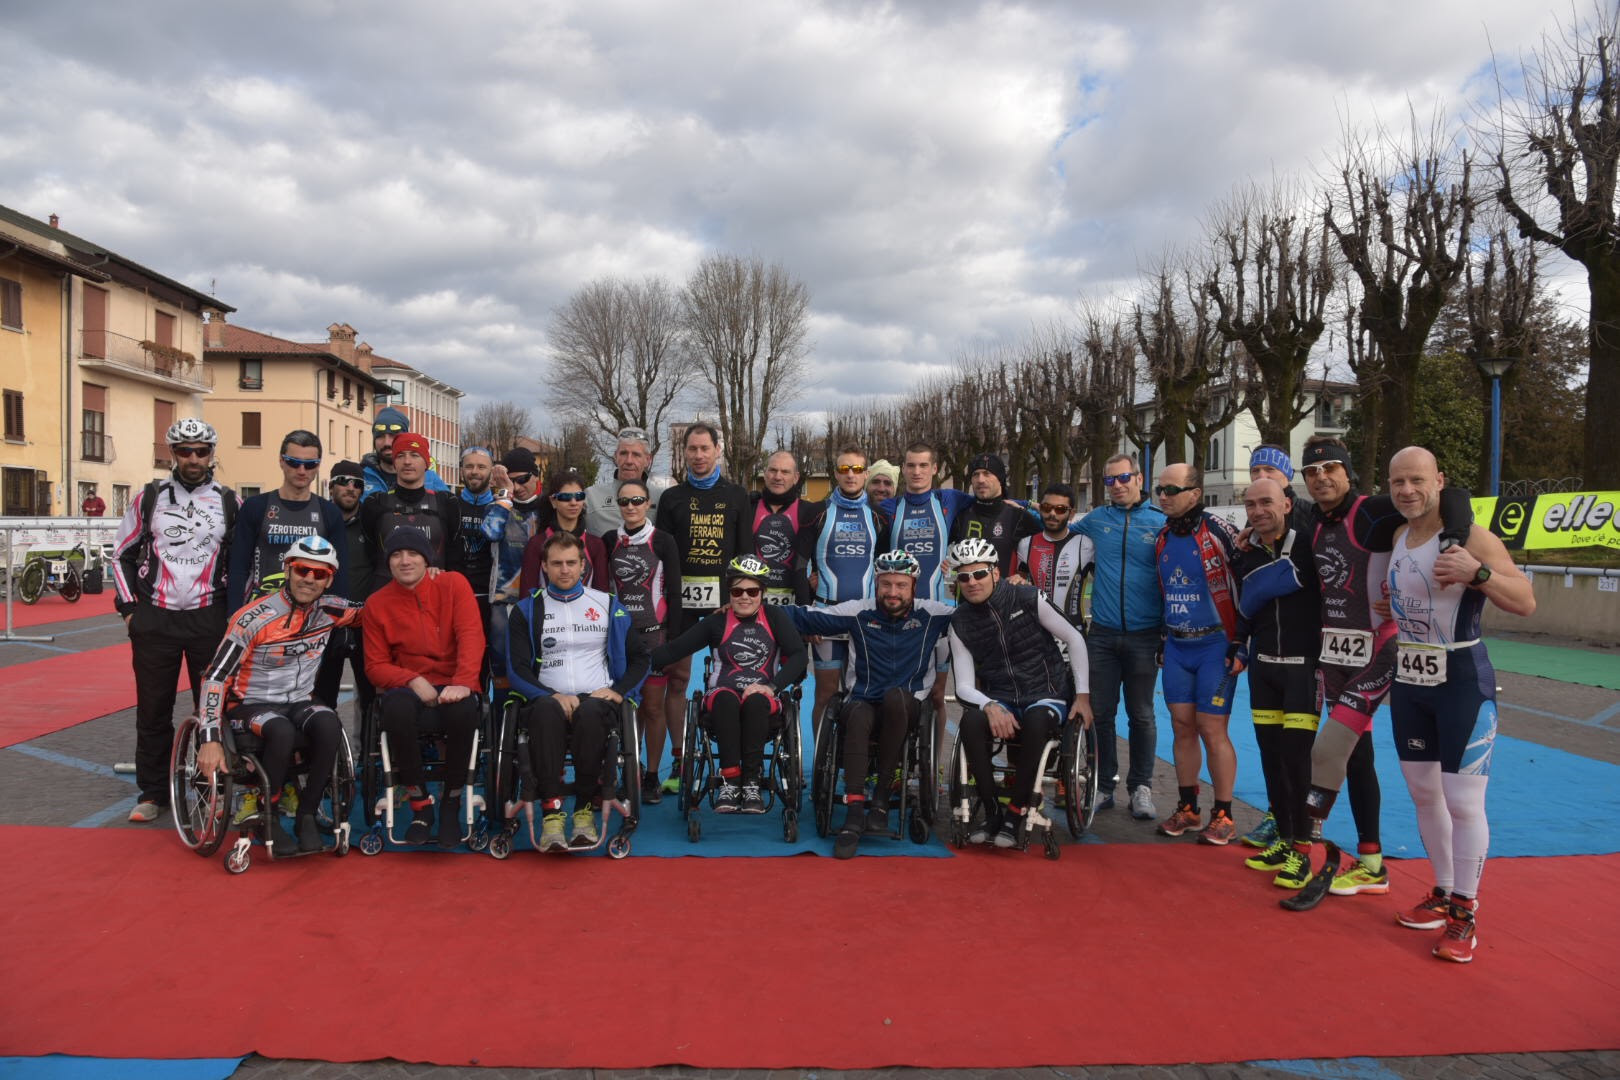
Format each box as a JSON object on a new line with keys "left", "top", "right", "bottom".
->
{"left": 1095, "top": 790, "right": 1115, "bottom": 811}
{"left": 1157, "top": 805, "right": 1201, "bottom": 837}
{"left": 865, "top": 806, "right": 891, "bottom": 834}
{"left": 281, "top": 783, "right": 300, "bottom": 818}
{"left": 232, "top": 790, "right": 259, "bottom": 825}
{"left": 715, "top": 780, "right": 741, "bottom": 813}
{"left": 1330, "top": 857, "right": 1391, "bottom": 896}
{"left": 1130, "top": 785, "right": 1156, "bottom": 820}
{"left": 739, "top": 780, "right": 766, "bottom": 814}
{"left": 1396, "top": 886, "right": 1452, "bottom": 930}
{"left": 128, "top": 800, "right": 162, "bottom": 824}
{"left": 640, "top": 772, "right": 663, "bottom": 806}
{"left": 968, "top": 808, "right": 1001, "bottom": 845}
{"left": 405, "top": 804, "right": 433, "bottom": 845}
{"left": 993, "top": 812, "right": 1025, "bottom": 849}
{"left": 1272, "top": 848, "right": 1313, "bottom": 890}
{"left": 1198, "top": 810, "right": 1237, "bottom": 846}
{"left": 662, "top": 762, "right": 682, "bottom": 795}
{"left": 1433, "top": 900, "right": 1478, "bottom": 963}
{"left": 570, "top": 807, "right": 598, "bottom": 847}
{"left": 539, "top": 812, "right": 568, "bottom": 851}
{"left": 1241, "top": 811, "right": 1278, "bottom": 849}
{"left": 1244, "top": 838, "right": 1290, "bottom": 871}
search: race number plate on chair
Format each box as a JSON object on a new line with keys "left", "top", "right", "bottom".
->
{"left": 681, "top": 577, "right": 720, "bottom": 610}
{"left": 1396, "top": 642, "right": 1447, "bottom": 686}
{"left": 49, "top": 561, "right": 69, "bottom": 575}
{"left": 1319, "top": 628, "right": 1372, "bottom": 667}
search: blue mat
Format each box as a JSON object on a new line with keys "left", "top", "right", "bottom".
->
{"left": 0, "top": 1057, "right": 243, "bottom": 1080}
{"left": 1147, "top": 676, "right": 1620, "bottom": 858}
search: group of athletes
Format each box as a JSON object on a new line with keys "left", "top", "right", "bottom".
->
{"left": 113, "top": 407, "right": 1531, "bottom": 964}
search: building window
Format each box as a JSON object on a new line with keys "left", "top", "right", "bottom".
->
{"left": 1209, "top": 437, "right": 1221, "bottom": 471}
{"left": 3, "top": 389, "right": 22, "bottom": 441}
{"left": 342, "top": 376, "right": 352, "bottom": 404}
{"left": 238, "top": 485, "right": 261, "bottom": 500}
{"left": 83, "top": 383, "right": 108, "bottom": 462}
{"left": 2, "top": 466, "right": 42, "bottom": 515}
{"left": 0, "top": 277, "right": 21, "bottom": 331}
{"left": 112, "top": 484, "right": 131, "bottom": 517}
{"left": 154, "top": 309, "right": 177, "bottom": 348}
{"left": 326, "top": 371, "right": 338, "bottom": 400}
{"left": 242, "top": 412, "right": 262, "bottom": 447}
{"left": 82, "top": 285, "right": 108, "bottom": 358}
{"left": 1316, "top": 393, "right": 1347, "bottom": 429}
{"left": 240, "top": 358, "right": 263, "bottom": 390}
{"left": 153, "top": 399, "right": 176, "bottom": 467}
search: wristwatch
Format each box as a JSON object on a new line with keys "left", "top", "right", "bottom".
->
{"left": 1470, "top": 564, "right": 1492, "bottom": 588}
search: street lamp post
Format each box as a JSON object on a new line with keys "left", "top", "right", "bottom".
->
{"left": 1475, "top": 356, "right": 1514, "bottom": 496}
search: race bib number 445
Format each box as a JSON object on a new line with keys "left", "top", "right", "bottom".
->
{"left": 1320, "top": 628, "right": 1372, "bottom": 667}
{"left": 1396, "top": 642, "right": 1447, "bottom": 686}
{"left": 681, "top": 577, "right": 720, "bottom": 610}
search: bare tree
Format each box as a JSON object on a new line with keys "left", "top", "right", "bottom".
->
{"left": 1494, "top": 5, "right": 1620, "bottom": 485}
{"left": 461, "top": 400, "right": 533, "bottom": 456}
{"left": 547, "top": 275, "right": 694, "bottom": 462}
{"left": 1132, "top": 259, "right": 1241, "bottom": 472}
{"left": 1205, "top": 178, "right": 1335, "bottom": 446}
{"left": 1460, "top": 227, "right": 1541, "bottom": 484}
{"left": 1324, "top": 114, "right": 1476, "bottom": 470}
{"left": 1074, "top": 306, "right": 1138, "bottom": 506}
{"left": 680, "top": 254, "right": 811, "bottom": 484}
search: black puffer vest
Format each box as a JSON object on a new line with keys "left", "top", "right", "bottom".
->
{"left": 950, "top": 581, "right": 1070, "bottom": 706}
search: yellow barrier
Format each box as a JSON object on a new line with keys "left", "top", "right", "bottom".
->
{"left": 1471, "top": 492, "right": 1620, "bottom": 550}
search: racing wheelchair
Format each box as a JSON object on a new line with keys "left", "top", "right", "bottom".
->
{"left": 943, "top": 709, "right": 1099, "bottom": 859}
{"left": 168, "top": 711, "right": 355, "bottom": 874}
{"left": 355, "top": 690, "right": 493, "bottom": 854}
{"left": 484, "top": 695, "right": 642, "bottom": 859}
{"left": 810, "top": 686, "right": 936, "bottom": 846}
{"left": 678, "top": 654, "right": 805, "bottom": 844}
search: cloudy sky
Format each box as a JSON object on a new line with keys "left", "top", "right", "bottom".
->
{"left": 0, "top": 0, "right": 1574, "bottom": 437}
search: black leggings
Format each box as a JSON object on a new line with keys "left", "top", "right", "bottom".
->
{"left": 234, "top": 701, "right": 343, "bottom": 815}
{"left": 1254, "top": 724, "right": 1316, "bottom": 842}
{"left": 841, "top": 688, "right": 916, "bottom": 811}
{"left": 518, "top": 694, "right": 615, "bottom": 806}
{"left": 959, "top": 704, "right": 1060, "bottom": 813}
{"left": 1345, "top": 731, "right": 1380, "bottom": 847}
{"left": 705, "top": 688, "right": 776, "bottom": 779}
{"left": 377, "top": 688, "right": 480, "bottom": 791}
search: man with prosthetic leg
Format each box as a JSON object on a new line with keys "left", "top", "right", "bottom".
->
{"left": 1385, "top": 447, "right": 1534, "bottom": 962}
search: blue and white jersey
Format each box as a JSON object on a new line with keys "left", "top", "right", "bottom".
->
{"left": 1389, "top": 531, "right": 1488, "bottom": 647}
{"left": 885, "top": 489, "right": 972, "bottom": 603}
{"left": 810, "top": 493, "right": 883, "bottom": 603}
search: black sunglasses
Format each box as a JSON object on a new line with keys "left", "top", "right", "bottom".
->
{"left": 282, "top": 456, "right": 322, "bottom": 471}
{"left": 330, "top": 477, "right": 365, "bottom": 489}
{"left": 552, "top": 491, "right": 586, "bottom": 502}
{"left": 1102, "top": 472, "right": 1136, "bottom": 486}
{"left": 617, "top": 495, "right": 649, "bottom": 507}
{"left": 171, "top": 445, "right": 212, "bottom": 459}
{"left": 729, "top": 585, "right": 762, "bottom": 598}
{"left": 1155, "top": 484, "right": 1197, "bottom": 497}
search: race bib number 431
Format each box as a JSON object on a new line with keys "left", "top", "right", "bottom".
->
{"left": 1396, "top": 642, "right": 1447, "bottom": 686}
{"left": 681, "top": 577, "right": 720, "bottom": 610}
{"left": 1320, "top": 628, "right": 1372, "bottom": 667}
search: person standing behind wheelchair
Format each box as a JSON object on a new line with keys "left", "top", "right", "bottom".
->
{"left": 649, "top": 555, "right": 807, "bottom": 814}
{"left": 361, "top": 528, "right": 486, "bottom": 846}
{"left": 505, "top": 531, "right": 649, "bottom": 851}
{"left": 782, "top": 550, "right": 954, "bottom": 858}
{"left": 946, "top": 538, "right": 1092, "bottom": 848}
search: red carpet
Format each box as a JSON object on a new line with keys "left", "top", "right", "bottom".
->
{"left": 0, "top": 641, "right": 181, "bottom": 748}
{"left": 2, "top": 590, "right": 118, "bottom": 629}
{"left": 1, "top": 826, "right": 1615, "bottom": 1069}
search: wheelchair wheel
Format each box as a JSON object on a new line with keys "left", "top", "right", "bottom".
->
{"left": 331, "top": 729, "right": 356, "bottom": 856}
{"left": 678, "top": 698, "right": 703, "bottom": 815}
{"left": 908, "top": 807, "right": 930, "bottom": 844}
{"left": 946, "top": 732, "right": 969, "bottom": 848}
{"left": 358, "top": 702, "right": 381, "bottom": 828}
{"left": 169, "top": 716, "right": 230, "bottom": 856}
{"left": 619, "top": 702, "right": 642, "bottom": 828}
{"left": 915, "top": 699, "right": 938, "bottom": 826}
{"left": 810, "top": 701, "right": 840, "bottom": 838}
{"left": 1061, "top": 722, "right": 1100, "bottom": 840}
{"left": 59, "top": 564, "right": 83, "bottom": 603}
{"left": 17, "top": 559, "right": 45, "bottom": 605}
{"left": 779, "top": 688, "right": 803, "bottom": 815}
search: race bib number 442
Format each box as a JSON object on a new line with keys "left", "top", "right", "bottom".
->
{"left": 1320, "top": 628, "right": 1372, "bottom": 667}
{"left": 681, "top": 577, "right": 720, "bottom": 610}
{"left": 1396, "top": 642, "right": 1447, "bottom": 686}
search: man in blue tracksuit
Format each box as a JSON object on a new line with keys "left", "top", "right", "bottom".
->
{"left": 784, "top": 551, "right": 954, "bottom": 858}
{"left": 1068, "top": 452, "right": 1166, "bottom": 820}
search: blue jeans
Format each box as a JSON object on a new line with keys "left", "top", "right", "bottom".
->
{"left": 1086, "top": 624, "right": 1160, "bottom": 794}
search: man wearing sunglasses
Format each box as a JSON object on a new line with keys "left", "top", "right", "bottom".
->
{"left": 361, "top": 406, "right": 449, "bottom": 499}
{"left": 227, "top": 429, "right": 348, "bottom": 617}
{"left": 946, "top": 538, "right": 1092, "bottom": 848}
{"left": 360, "top": 432, "right": 465, "bottom": 592}
{"left": 193, "top": 536, "right": 360, "bottom": 856}
{"left": 584, "top": 426, "right": 673, "bottom": 538}
{"left": 1067, "top": 454, "right": 1166, "bottom": 821}
{"left": 1151, "top": 464, "right": 1245, "bottom": 845}
{"left": 1015, "top": 482, "right": 1094, "bottom": 627}
{"left": 314, "top": 459, "right": 375, "bottom": 716}
{"left": 482, "top": 447, "right": 550, "bottom": 685}
{"left": 115, "top": 417, "right": 241, "bottom": 823}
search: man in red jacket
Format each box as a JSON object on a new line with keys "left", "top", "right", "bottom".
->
{"left": 362, "top": 528, "right": 486, "bottom": 846}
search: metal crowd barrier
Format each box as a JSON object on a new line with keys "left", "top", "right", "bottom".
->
{"left": 1, "top": 516, "right": 121, "bottom": 643}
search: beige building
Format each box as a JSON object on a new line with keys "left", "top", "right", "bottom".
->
{"left": 202, "top": 320, "right": 391, "bottom": 498}
{"left": 0, "top": 204, "right": 232, "bottom": 517}
{"left": 368, "top": 349, "right": 464, "bottom": 481}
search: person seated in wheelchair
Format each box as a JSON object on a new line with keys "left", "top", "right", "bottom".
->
{"left": 361, "top": 527, "right": 486, "bottom": 846}
{"left": 784, "top": 550, "right": 954, "bottom": 858}
{"left": 946, "top": 537, "right": 1093, "bottom": 848}
{"left": 505, "top": 530, "right": 648, "bottom": 851}
{"left": 194, "top": 536, "right": 360, "bottom": 856}
{"left": 650, "top": 555, "right": 807, "bottom": 815}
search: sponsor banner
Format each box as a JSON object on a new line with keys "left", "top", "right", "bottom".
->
{"left": 1472, "top": 493, "right": 1620, "bottom": 550}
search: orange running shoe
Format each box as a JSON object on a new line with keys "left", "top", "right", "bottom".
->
{"left": 1396, "top": 886, "right": 1451, "bottom": 930}
{"left": 1157, "top": 805, "right": 1201, "bottom": 837}
{"left": 1197, "top": 809, "right": 1237, "bottom": 846}
{"left": 1433, "top": 898, "right": 1479, "bottom": 963}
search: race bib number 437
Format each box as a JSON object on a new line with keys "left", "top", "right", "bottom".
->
{"left": 681, "top": 577, "right": 720, "bottom": 610}
{"left": 1320, "top": 628, "right": 1372, "bottom": 667}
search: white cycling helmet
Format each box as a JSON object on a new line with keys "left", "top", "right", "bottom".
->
{"left": 166, "top": 417, "right": 218, "bottom": 446}
{"left": 281, "top": 535, "right": 340, "bottom": 572}
{"left": 873, "top": 550, "right": 921, "bottom": 578}
{"left": 948, "top": 538, "right": 998, "bottom": 570}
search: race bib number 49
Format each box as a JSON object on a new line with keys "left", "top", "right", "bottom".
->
{"left": 1396, "top": 642, "right": 1447, "bottom": 686}
{"left": 681, "top": 577, "right": 720, "bottom": 610}
{"left": 1320, "top": 628, "right": 1372, "bottom": 667}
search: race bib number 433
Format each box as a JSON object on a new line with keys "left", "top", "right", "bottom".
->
{"left": 1396, "top": 642, "right": 1447, "bottom": 686}
{"left": 1320, "top": 628, "right": 1372, "bottom": 667}
{"left": 681, "top": 577, "right": 720, "bottom": 610}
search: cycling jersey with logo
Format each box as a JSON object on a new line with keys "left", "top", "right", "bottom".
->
{"left": 364, "top": 486, "right": 458, "bottom": 587}
{"left": 887, "top": 489, "right": 971, "bottom": 603}
{"left": 199, "top": 589, "right": 357, "bottom": 742}
{"left": 1017, "top": 531, "right": 1091, "bottom": 624}
{"left": 1312, "top": 495, "right": 1392, "bottom": 667}
{"left": 607, "top": 523, "right": 675, "bottom": 629}
{"left": 1155, "top": 515, "right": 1240, "bottom": 636}
{"left": 709, "top": 609, "right": 779, "bottom": 694}
{"left": 752, "top": 495, "right": 802, "bottom": 601}
{"left": 808, "top": 493, "right": 882, "bottom": 603}
{"left": 245, "top": 493, "right": 330, "bottom": 603}
{"left": 655, "top": 479, "right": 752, "bottom": 611}
{"left": 537, "top": 585, "right": 614, "bottom": 694}
{"left": 113, "top": 479, "right": 237, "bottom": 612}
{"left": 457, "top": 490, "right": 496, "bottom": 599}
{"left": 1389, "top": 531, "right": 1486, "bottom": 647}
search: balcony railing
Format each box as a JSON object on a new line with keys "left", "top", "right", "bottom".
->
{"left": 79, "top": 330, "right": 214, "bottom": 391}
